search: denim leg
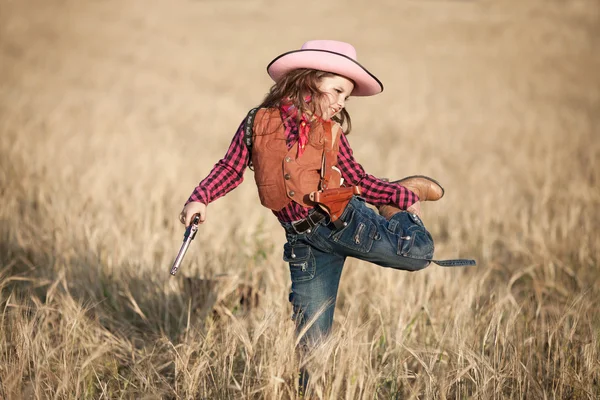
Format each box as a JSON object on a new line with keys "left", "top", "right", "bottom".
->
{"left": 312, "top": 196, "right": 434, "bottom": 272}
{"left": 368, "top": 210, "right": 434, "bottom": 270}
{"left": 283, "top": 237, "right": 346, "bottom": 346}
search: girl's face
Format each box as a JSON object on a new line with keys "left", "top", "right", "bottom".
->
{"left": 316, "top": 75, "right": 354, "bottom": 120}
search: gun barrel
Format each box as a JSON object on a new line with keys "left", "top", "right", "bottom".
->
{"left": 169, "top": 214, "right": 201, "bottom": 276}
{"left": 170, "top": 238, "right": 192, "bottom": 275}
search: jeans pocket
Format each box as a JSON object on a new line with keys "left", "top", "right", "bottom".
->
{"left": 331, "top": 208, "right": 377, "bottom": 253}
{"left": 283, "top": 243, "right": 316, "bottom": 282}
{"left": 397, "top": 214, "right": 435, "bottom": 260}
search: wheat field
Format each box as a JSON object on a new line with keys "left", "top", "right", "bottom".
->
{"left": 1, "top": 0, "right": 599, "bottom": 398}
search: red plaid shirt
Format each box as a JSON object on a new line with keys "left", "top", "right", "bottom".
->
{"left": 187, "top": 109, "right": 418, "bottom": 222}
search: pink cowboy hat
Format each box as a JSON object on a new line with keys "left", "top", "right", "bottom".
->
{"left": 267, "top": 40, "right": 384, "bottom": 97}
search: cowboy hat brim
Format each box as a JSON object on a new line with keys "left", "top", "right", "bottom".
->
{"left": 267, "top": 49, "right": 384, "bottom": 97}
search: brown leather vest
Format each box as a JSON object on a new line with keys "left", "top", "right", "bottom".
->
{"left": 251, "top": 108, "right": 342, "bottom": 211}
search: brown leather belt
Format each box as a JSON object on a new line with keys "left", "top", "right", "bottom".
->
{"left": 291, "top": 209, "right": 328, "bottom": 234}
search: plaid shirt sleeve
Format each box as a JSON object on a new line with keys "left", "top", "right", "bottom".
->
{"left": 337, "top": 133, "right": 419, "bottom": 209}
{"left": 186, "top": 119, "right": 249, "bottom": 205}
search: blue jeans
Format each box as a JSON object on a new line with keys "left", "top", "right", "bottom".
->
{"left": 280, "top": 196, "right": 434, "bottom": 345}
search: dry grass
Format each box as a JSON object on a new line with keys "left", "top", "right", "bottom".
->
{"left": 1, "top": 0, "right": 599, "bottom": 398}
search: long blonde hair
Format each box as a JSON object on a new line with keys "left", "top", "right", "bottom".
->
{"left": 259, "top": 69, "right": 353, "bottom": 134}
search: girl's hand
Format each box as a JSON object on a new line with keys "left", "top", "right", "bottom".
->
{"left": 179, "top": 201, "right": 207, "bottom": 227}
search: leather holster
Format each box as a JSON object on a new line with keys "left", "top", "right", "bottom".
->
{"left": 309, "top": 186, "right": 361, "bottom": 224}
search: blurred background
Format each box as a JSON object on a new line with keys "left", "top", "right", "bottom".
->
{"left": 1, "top": 0, "right": 598, "bottom": 398}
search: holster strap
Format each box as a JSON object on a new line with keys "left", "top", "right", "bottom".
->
{"left": 430, "top": 259, "right": 477, "bottom": 267}
{"left": 397, "top": 245, "right": 477, "bottom": 267}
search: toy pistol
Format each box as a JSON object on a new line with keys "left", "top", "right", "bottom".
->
{"left": 170, "top": 214, "right": 200, "bottom": 276}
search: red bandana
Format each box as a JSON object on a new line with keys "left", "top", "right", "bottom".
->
{"left": 280, "top": 98, "right": 326, "bottom": 158}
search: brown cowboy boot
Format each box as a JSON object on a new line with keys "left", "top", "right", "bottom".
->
{"left": 378, "top": 175, "right": 444, "bottom": 220}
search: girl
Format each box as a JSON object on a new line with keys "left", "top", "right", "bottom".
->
{"left": 180, "top": 40, "right": 473, "bottom": 352}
